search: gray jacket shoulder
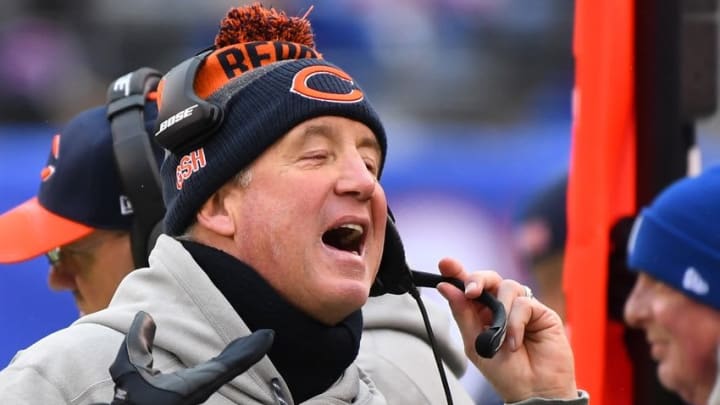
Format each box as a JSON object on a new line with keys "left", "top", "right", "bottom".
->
{"left": 0, "top": 323, "right": 124, "bottom": 404}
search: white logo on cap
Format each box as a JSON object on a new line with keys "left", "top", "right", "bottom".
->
{"left": 119, "top": 195, "right": 134, "bottom": 216}
{"left": 682, "top": 267, "right": 709, "bottom": 295}
{"left": 113, "top": 73, "right": 132, "bottom": 96}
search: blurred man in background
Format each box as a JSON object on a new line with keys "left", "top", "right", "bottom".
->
{"left": 514, "top": 174, "right": 568, "bottom": 320}
{"left": 0, "top": 94, "right": 161, "bottom": 316}
{"left": 625, "top": 165, "right": 720, "bottom": 405}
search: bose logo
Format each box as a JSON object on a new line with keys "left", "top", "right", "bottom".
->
{"left": 156, "top": 104, "right": 199, "bottom": 136}
{"left": 113, "top": 73, "right": 132, "bottom": 96}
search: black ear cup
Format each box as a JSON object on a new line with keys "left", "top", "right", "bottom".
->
{"left": 370, "top": 212, "right": 415, "bottom": 296}
{"left": 153, "top": 50, "right": 223, "bottom": 155}
{"left": 106, "top": 67, "right": 166, "bottom": 268}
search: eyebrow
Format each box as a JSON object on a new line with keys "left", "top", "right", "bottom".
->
{"left": 301, "top": 124, "right": 331, "bottom": 138}
{"left": 301, "top": 123, "right": 381, "bottom": 155}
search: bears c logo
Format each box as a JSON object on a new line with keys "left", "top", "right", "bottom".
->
{"left": 40, "top": 134, "right": 61, "bottom": 182}
{"left": 290, "top": 65, "right": 364, "bottom": 103}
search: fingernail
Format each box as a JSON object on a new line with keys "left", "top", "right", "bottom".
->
{"left": 465, "top": 282, "right": 477, "bottom": 294}
{"left": 508, "top": 336, "right": 516, "bottom": 351}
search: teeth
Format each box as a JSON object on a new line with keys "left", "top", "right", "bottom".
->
{"left": 323, "top": 223, "right": 364, "bottom": 255}
{"left": 338, "top": 223, "right": 363, "bottom": 233}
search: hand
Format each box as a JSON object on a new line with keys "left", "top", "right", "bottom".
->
{"left": 436, "top": 258, "right": 577, "bottom": 403}
{"left": 103, "top": 311, "right": 274, "bottom": 405}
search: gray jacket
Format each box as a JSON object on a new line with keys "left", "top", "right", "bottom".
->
{"left": 0, "top": 235, "right": 588, "bottom": 405}
{"left": 360, "top": 294, "right": 474, "bottom": 404}
{"left": 0, "top": 235, "right": 384, "bottom": 404}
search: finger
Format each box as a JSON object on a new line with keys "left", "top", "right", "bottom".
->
{"left": 437, "top": 258, "right": 504, "bottom": 297}
{"left": 438, "top": 264, "right": 502, "bottom": 327}
{"left": 437, "top": 283, "right": 475, "bottom": 323}
{"left": 494, "top": 280, "right": 530, "bottom": 351}
{"left": 437, "top": 281, "right": 480, "bottom": 328}
{"left": 438, "top": 265, "right": 504, "bottom": 357}
{"left": 438, "top": 282, "right": 484, "bottom": 357}
{"left": 437, "top": 257, "right": 467, "bottom": 281}
{"left": 505, "top": 296, "right": 534, "bottom": 351}
{"left": 495, "top": 279, "right": 526, "bottom": 316}
{"left": 463, "top": 270, "right": 503, "bottom": 299}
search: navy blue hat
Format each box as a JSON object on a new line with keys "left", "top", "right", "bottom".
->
{"left": 515, "top": 175, "right": 568, "bottom": 262}
{"left": 627, "top": 166, "right": 720, "bottom": 310}
{"left": 0, "top": 102, "right": 159, "bottom": 264}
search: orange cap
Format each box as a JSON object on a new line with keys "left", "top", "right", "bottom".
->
{"left": 0, "top": 197, "right": 94, "bottom": 264}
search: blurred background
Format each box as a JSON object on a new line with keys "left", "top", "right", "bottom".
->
{"left": 0, "top": 0, "right": 717, "bottom": 402}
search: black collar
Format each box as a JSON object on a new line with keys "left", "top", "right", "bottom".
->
{"left": 181, "top": 240, "right": 362, "bottom": 403}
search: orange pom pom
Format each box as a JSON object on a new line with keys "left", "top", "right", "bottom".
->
{"left": 215, "top": 3, "right": 316, "bottom": 49}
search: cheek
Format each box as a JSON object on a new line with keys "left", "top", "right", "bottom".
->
{"left": 232, "top": 186, "right": 320, "bottom": 266}
{"left": 73, "top": 269, "right": 113, "bottom": 313}
{"left": 76, "top": 264, "right": 118, "bottom": 296}
{"left": 656, "top": 301, "right": 720, "bottom": 380}
{"left": 246, "top": 175, "right": 325, "bottom": 217}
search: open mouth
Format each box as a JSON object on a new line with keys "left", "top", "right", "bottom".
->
{"left": 322, "top": 223, "right": 365, "bottom": 255}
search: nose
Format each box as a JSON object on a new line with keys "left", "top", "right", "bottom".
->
{"left": 334, "top": 153, "right": 378, "bottom": 201}
{"left": 47, "top": 264, "right": 77, "bottom": 291}
{"left": 623, "top": 273, "right": 650, "bottom": 328}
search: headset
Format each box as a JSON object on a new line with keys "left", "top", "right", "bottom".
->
{"left": 152, "top": 49, "right": 223, "bottom": 155}
{"left": 106, "top": 67, "right": 167, "bottom": 268}
{"left": 373, "top": 212, "right": 507, "bottom": 358}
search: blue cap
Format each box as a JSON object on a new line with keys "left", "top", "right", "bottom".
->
{"left": 0, "top": 102, "right": 159, "bottom": 264}
{"left": 627, "top": 166, "right": 720, "bottom": 310}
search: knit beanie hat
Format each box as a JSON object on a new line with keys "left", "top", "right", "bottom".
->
{"left": 627, "top": 165, "right": 720, "bottom": 310}
{"left": 156, "top": 4, "right": 386, "bottom": 235}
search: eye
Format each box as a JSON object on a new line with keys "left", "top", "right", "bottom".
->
{"left": 363, "top": 157, "right": 379, "bottom": 177}
{"left": 302, "top": 150, "right": 329, "bottom": 161}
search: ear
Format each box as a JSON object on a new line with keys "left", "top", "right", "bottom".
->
{"left": 195, "top": 187, "right": 235, "bottom": 237}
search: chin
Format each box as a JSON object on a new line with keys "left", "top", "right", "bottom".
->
{"left": 657, "top": 366, "right": 683, "bottom": 397}
{"left": 328, "top": 280, "right": 371, "bottom": 310}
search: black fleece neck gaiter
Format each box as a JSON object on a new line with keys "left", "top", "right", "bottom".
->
{"left": 182, "top": 240, "right": 363, "bottom": 403}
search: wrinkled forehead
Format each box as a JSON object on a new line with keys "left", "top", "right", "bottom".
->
{"left": 282, "top": 116, "right": 382, "bottom": 153}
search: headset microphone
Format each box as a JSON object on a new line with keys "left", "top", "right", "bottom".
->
{"left": 410, "top": 271, "right": 507, "bottom": 358}
{"left": 373, "top": 212, "right": 508, "bottom": 358}
{"left": 372, "top": 211, "right": 508, "bottom": 405}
